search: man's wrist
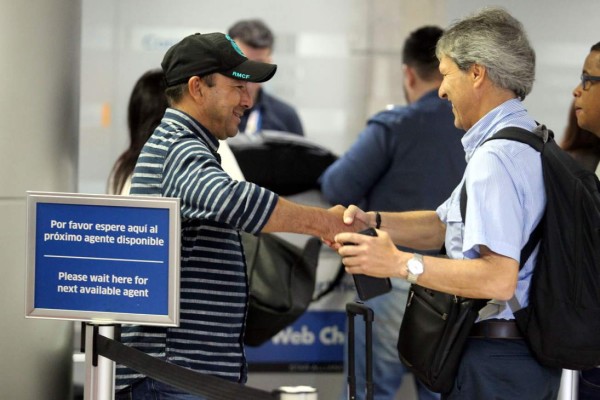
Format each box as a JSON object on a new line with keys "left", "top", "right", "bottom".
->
{"left": 406, "top": 253, "right": 424, "bottom": 283}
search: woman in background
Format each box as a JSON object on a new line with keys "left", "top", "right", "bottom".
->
{"left": 107, "top": 69, "right": 168, "bottom": 195}
{"left": 560, "top": 100, "right": 600, "bottom": 173}
{"left": 561, "top": 100, "right": 600, "bottom": 400}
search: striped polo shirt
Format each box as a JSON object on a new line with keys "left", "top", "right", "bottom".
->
{"left": 115, "top": 108, "right": 278, "bottom": 391}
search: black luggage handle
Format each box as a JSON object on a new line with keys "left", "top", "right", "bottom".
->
{"left": 346, "top": 302, "right": 374, "bottom": 400}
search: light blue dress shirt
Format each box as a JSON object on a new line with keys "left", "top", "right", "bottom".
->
{"left": 436, "top": 98, "right": 545, "bottom": 320}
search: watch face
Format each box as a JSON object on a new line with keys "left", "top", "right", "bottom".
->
{"left": 407, "top": 258, "right": 424, "bottom": 275}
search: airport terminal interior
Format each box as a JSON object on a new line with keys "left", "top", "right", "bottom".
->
{"left": 2, "top": 0, "right": 599, "bottom": 399}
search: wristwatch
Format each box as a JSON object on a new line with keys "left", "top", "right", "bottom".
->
{"left": 406, "top": 253, "right": 424, "bottom": 284}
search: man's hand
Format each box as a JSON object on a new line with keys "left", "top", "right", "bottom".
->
{"left": 321, "top": 205, "right": 368, "bottom": 247}
{"left": 322, "top": 205, "right": 375, "bottom": 249}
{"left": 334, "top": 229, "right": 409, "bottom": 279}
{"left": 342, "top": 205, "right": 371, "bottom": 227}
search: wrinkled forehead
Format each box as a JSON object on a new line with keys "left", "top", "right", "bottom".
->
{"left": 438, "top": 55, "right": 459, "bottom": 72}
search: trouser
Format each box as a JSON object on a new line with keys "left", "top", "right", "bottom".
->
{"left": 579, "top": 368, "right": 600, "bottom": 400}
{"left": 115, "top": 377, "right": 207, "bottom": 400}
{"left": 442, "top": 338, "right": 562, "bottom": 400}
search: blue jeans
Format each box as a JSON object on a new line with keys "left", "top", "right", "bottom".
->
{"left": 442, "top": 338, "right": 561, "bottom": 400}
{"left": 341, "top": 279, "right": 440, "bottom": 400}
{"left": 115, "top": 377, "right": 207, "bottom": 400}
{"left": 579, "top": 368, "right": 600, "bottom": 400}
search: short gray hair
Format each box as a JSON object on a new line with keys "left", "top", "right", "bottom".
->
{"left": 164, "top": 73, "right": 216, "bottom": 105}
{"left": 436, "top": 7, "right": 535, "bottom": 100}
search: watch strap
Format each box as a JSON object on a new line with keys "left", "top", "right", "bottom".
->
{"left": 407, "top": 253, "right": 424, "bottom": 284}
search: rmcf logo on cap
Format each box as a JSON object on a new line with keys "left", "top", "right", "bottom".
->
{"left": 225, "top": 34, "right": 245, "bottom": 57}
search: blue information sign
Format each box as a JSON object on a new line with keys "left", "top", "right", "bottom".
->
{"left": 26, "top": 192, "right": 180, "bottom": 326}
{"left": 245, "top": 310, "right": 346, "bottom": 371}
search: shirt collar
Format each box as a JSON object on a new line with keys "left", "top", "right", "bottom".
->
{"left": 164, "top": 108, "right": 220, "bottom": 153}
{"left": 461, "top": 98, "right": 536, "bottom": 162}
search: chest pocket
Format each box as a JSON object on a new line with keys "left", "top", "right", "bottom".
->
{"left": 444, "top": 203, "right": 465, "bottom": 259}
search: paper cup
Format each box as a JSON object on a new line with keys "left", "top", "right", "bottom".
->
{"left": 274, "top": 385, "right": 318, "bottom": 400}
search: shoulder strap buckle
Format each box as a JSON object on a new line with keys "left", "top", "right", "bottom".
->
{"left": 533, "top": 124, "right": 551, "bottom": 143}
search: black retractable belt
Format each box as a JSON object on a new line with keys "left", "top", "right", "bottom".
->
{"left": 95, "top": 335, "right": 276, "bottom": 400}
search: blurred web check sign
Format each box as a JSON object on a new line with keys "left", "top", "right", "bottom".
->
{"left": 25, "top": 192, "right": 181, "bottom": 326}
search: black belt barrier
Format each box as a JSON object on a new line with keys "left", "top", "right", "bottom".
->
{"left": 95, "top": 334, "right": 277, "bottom": 400}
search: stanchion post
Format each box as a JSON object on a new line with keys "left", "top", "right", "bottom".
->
{"left": 557, "top": 369, "right": 578, "bottom": 400}
{"left": 84, "top": 323, "right": 116, "bottom": 400}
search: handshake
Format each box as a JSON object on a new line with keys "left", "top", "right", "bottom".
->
{"left": 322, "top": 205, "right": 401, "bottom": 286}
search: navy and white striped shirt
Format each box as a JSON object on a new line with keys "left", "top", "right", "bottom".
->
{"left": 115, "top": 108, "right": 278, "bottom": 390}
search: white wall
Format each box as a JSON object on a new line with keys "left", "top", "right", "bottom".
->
{"left": 0, "top": 1, "right": 80, "bottom": 399}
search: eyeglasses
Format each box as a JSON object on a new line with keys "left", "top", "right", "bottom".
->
{"left": 580, "top": 74, "right": 600, "bottom": 90}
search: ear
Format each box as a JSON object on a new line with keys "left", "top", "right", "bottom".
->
{"left": 471, "top": 63, "right": 487, "bottom": 89}
{"left": 187, "top": 76, "right": 203, "bottom": 101}
{"left": 403, "top": 64, "right": 417, "bottom": 88}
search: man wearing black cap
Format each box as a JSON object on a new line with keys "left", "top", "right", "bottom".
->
{"left": 114, "top": 32, "right": 359, "bottom": 399}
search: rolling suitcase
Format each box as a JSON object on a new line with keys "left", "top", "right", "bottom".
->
{"left": 346, "top": 302, "right": 374, "bottom": 400}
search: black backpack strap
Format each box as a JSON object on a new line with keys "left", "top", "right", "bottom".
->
{"left": 459, "top": 125, "right": 546, "bottom": 269}
{"left": 460, "top": 126, "right": 548, "bottom": 318}
{"left": 460, "top": 125, "right": 550, "bottom": 222}
{"left": 483, "top": 125, "right": 550, "bottom": 151}
{"left": 520, "top": 221, "right": 543, "bottom": 267}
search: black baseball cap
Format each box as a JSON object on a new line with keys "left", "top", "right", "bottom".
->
{"left": 161, "top": 32, "right": 277, "bottom": 87}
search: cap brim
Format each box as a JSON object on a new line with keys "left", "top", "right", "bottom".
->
{"left": 223, "top": 60, "right": 277, "bottom": 83}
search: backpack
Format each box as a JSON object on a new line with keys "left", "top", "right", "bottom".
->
{"left": 241, "top": 232, "right": 322, "bottom": 346}
{"left": 460, "top": 125, "right": 600, "bottom": 370}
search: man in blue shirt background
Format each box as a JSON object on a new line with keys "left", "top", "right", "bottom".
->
{"left": 334, "top": 7, "right": 562, "bottom": 400}
{"left": 320, "top": 26, "right": 465, "bottom": 400}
